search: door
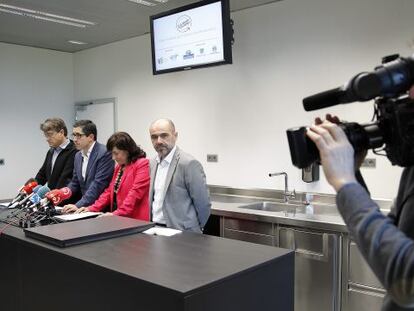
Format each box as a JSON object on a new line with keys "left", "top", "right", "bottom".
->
{"left": 74, "top": 98, "right": 117, "bottom": 144}
{"left": 278, "top": 226, "right": 341, "bottom": 311}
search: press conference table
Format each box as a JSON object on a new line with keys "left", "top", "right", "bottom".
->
{"left": 0, "top": 209, "right": 294, "bottom": 311}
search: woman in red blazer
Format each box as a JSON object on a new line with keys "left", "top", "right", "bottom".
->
{"left": 66, "top": 132, "right": 150, "bottom": 220}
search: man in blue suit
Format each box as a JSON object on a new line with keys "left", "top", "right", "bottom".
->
{"left": 63, "top": 120, "right": 114, "bottom": 210}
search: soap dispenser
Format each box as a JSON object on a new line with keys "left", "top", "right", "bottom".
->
{"left": 302, "top": 163, "right": 319, "bottom": 183}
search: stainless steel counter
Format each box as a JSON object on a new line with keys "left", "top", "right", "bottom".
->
{"left": 209, "top": 186, "right": 391, "bottom": 311}
{"left": 209, "top": 186, "right": 392, "bottom": 233}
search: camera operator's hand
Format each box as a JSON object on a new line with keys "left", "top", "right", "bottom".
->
{"left": 315, "top": 114, "right": 367, "bottom": 171}
{"left": 314, "top": 113, "right": 340, "bottom": 125}
{"left": 306, "top": 121, "right": 357, "bottom": 192}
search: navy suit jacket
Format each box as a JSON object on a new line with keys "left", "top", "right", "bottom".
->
{"left": 68, "top": 142, "right": 114, "bottom": 207}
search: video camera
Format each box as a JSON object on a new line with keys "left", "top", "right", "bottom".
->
{"left": 287, "top": 54, "right": 414, "bottom": 169}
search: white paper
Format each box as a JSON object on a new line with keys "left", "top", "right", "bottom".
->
{"left": 53, "top": 212, "right": 102, "bottom": 222}
{"left": 143, "top": 227, "right": 182, "bottom": 236}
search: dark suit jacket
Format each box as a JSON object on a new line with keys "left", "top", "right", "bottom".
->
{"left": 67, "top": 142, "right": 114, "bottom": 207}
{"left": 35, "top": 140, "right": 77, "bottom": 190}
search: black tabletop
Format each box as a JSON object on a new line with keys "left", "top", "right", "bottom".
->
{"left": 0, "top": 210, "right": 292, "bottom": 295}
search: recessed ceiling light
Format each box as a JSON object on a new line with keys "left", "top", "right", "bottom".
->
{"left": 0, "top": 3, "right": 96, "bottom": 28}
{"left": 68, "top": 40, "right": 87, "bottom": 45}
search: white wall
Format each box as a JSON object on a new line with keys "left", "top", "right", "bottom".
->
{"left": 73, "top": 0, "right": 414, "bottom": 199}
{"left": 0, "top": 42, "right": 74, "bottom": 198}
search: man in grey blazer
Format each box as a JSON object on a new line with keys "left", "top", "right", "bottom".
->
{"left": 62, "top": 120, "right": 114, "bottom": 212}
{"left": 149, "top": 119, "right": 211, "bottom": 233}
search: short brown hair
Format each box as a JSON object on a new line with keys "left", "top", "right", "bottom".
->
{"left": 106, "top": 132, "right": 146, "bottom": 164}
{"left": 73, "top": 120, "right": 97, "bottom": 141}
{"left": 40, "top": 118, "right": 68, "bottom": 136}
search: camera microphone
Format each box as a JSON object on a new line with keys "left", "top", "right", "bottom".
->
{"left": 303, "top": 55, "right": 414, "bottom": 112}
{"left": 303, "top": 87, "right": 347, "bottom": 111}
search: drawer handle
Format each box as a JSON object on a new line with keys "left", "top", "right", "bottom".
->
{"left": 281, "top": 229, "right": 330, "bottom": 262}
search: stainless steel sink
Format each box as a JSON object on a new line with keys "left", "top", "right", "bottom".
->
{"left": 238, "top": 201, "right": 338, "bottom": 216}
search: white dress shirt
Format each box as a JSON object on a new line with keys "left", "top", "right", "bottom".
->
{"left": 81, "top": 142, "right": 95, "bottom": 180}
{"left": 51, "top": 139, "right": 70, "bottom": 173}
{"left": 152, "top": 145, "right": 177, "bottom": 224}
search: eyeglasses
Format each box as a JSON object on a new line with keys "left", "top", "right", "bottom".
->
{"left": 71, "top": 133, "right": 86, "bottom": 139}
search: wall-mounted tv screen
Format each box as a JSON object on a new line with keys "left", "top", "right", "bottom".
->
{"left": 150, "top": 0, "right": 233, "bottom": 75}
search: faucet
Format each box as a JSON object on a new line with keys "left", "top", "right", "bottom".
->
{"left": 268, "top": 172, "right": 296, "bottom": 203}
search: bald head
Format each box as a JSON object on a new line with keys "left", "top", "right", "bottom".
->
{"left": 149, "top": 118, "right": 178, "bottom": 160}
{"left": 150, "top": 118, "right": 176, "bottom": 132}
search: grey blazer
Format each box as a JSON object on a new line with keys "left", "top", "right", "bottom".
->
{"left": 149, "top": 147, "right": 211, "bottom": 233}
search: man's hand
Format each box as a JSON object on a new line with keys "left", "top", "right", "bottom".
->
{"left": 306, "top": 120, "right": 357, "bottom": 192}
{"left": 62, "top": 204, "right": 78, "bottom": 214}
{"left": 75, "top": 207, "right": 90, "bottom": 214}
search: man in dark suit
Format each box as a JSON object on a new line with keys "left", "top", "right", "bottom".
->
{"left": 63, "top": 120, "right": 114, "bottom": 210}
{"left": 35, "top": 118, "right": 77, "bottom": 190}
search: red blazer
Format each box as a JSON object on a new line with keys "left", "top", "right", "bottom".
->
{"left": 89, "top": 158, "right": 150, "bottom": 221}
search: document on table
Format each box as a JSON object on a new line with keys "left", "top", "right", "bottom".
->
{"left": 53, "top": 212, "right": 102, "bottom": 222}
{"left": 143, "top": 227, "right": 182, "bottom": 236}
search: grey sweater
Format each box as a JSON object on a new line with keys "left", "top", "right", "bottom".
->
{"left": 337, "top": 183, "right": 414, "bottom": 310}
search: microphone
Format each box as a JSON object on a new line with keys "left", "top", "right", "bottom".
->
{"left": 25, "top": 185, "right": 50, "bottom": 210}
{"left": 303, "top": 87, "right": 347, "bottom": 111}
{"left": 41, "top": 187, "right": 72, "bottom": 210}
{"left": 303, "top": 55, "right": 414, "bottom": 111}
{"left": 15, "top": 185, "right": 42, "bottom": 208}
{"left": 8, "top": 181, "right": 39, "bottom": 207}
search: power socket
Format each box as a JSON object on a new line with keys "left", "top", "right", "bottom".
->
{"left": 207, "top": 154, "right": 218, "bottom": 163}
{"left": 361, "top": 158, "right": 376, "bottom": 168}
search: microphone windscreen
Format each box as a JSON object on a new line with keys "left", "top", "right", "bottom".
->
{"left": 59, "top": 187, "right": 72, "bottom": 200}
{"left": 32, "top": 185, "right": 42, "bottom": 193}
{"left": 303, "top": 87, "right": 345, "bottom": 111}
{"left": 29, "top": 193, "right": 42, "bottom": 205}
{"left": 37, "top": 186, "right": 51, "bottom": 199}
{"left": 24, "top": 178, "right": 37, "bottom": 186}
{"left": 52, "top": 195, "right": 65, "bottom": 206}
{"left": 46, "top": 189, "right": 63, "bottom": 205}
{"left": 22, "top": 181, "right": 38, "bottom": 194}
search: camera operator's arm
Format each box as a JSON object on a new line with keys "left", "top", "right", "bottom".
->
{"left": 307, "top": 122, "right": 414, "bottom": 307}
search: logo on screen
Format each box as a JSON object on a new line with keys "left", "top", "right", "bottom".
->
{"left": 176, "top": 15, "right": 192, "bottom": 33}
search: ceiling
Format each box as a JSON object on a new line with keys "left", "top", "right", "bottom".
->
{"left": 0, "top": 0, "right": 281, "bottom": 53}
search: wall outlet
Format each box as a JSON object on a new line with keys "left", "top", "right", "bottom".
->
{"left": 0, "top": 159, "right": 4, "bottom": 166}
{"left": 361, "top": 158, "right": 376, "bottom": 168}
{"left": 207, "top": 154, "right": 218, "bottom": 162}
